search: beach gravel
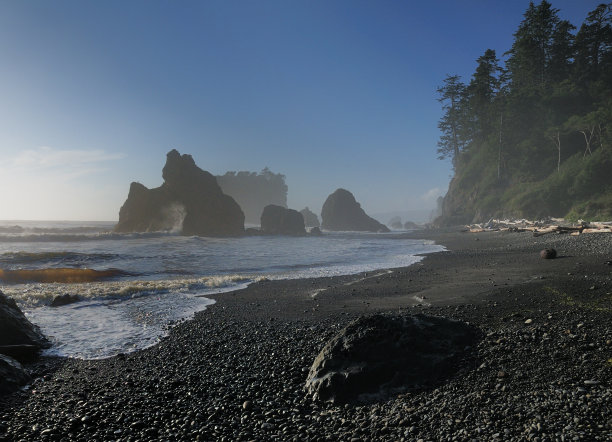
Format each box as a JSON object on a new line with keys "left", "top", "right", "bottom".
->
{"left": 0, "top": 229, "right": 610, "bottom": 441}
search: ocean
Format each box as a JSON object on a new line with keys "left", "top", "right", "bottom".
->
{"left": 0, "top": 220, "right": 444, "bottom": 359}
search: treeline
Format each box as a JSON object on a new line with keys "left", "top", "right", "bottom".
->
{"left": 437, "top": 1, "right": 612, "bottom": 223}
{"left": 216, "top": 168, "right": 288, "bottom": 224}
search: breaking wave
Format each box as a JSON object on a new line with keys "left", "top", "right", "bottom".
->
{"left": 0, "top": 231, "right": 180, "bottom": 243}
{"left": 0, "top": 251, "right": 120, "bottom": 266}
{"left": 0, "top": 225, "right": 111, "bottom": 235}
{"left": 3, "top": 274, "right": 256, "bottom": 308}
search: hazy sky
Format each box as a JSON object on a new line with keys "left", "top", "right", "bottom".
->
{"left": 0, "top": 0, "right": 601, "bottom": 221}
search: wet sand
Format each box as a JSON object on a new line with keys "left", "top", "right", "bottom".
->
{"left": 1, "top": 229, "right": 611, "bottom": 441}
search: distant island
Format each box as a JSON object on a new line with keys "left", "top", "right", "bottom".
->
{"left": 435, "top": 1, "right": 612, "bottom": 225}
{"left": 216, "top": 169, "right": 288, "bottom": 225}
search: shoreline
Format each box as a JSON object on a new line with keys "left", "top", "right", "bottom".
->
{"left": 1, "top": 229, "right": 611, "bottom": 440}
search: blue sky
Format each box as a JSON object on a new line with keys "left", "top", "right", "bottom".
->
{"left": 0, "top": 0, "right": 602, "bottom": 221}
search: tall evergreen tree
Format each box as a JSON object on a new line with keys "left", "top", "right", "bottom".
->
{"left": 467, "top": 49, "right": 502, "bottom": 137}
{"left": 548, "top": 20, "right": 576, "bottom": 83}
{"left": 574, "top": 3, "right": 612, "bottom": 85}
{"left": 505, "top": 1, "right": 572, "bottom": 91}
{"left": 436, "top": 75, "right": 468, "bottom": 168}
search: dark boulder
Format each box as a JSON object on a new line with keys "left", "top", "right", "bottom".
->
{"left": 540, "top": 248, "right": 557, "bottom": 259}
{"left": 305, "top": 314, "right": 478, "bottom": 404}
{"left": 50, "top": 294, "right": 81, "bottom": 307}
{"left": 321, "top": 189, "right": 390, "bottom": 233}
{"left": 115, "top": 150, "right": 244, "bottom": 236}
{"left": 0, "top": 292, "right": 49, "bottom": 361}
{"left": 0, "top": 354, "right": 31, "bottom": 395}
{"left": 309, "top": 226, "right": 322, "bottom": 236}
{"left": 260, "top": 205, "right": 306, "bottom": 235}
{"left": 0, "top": 344, "right": 41, "bottom": 362}
{"left": 300, "top": 207, "right": 320, "bottom": 228}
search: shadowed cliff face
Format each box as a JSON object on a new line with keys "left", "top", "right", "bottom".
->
{"left": 115, "top": 150, "right": 244, "bottom": 236}
{"left": 321, "top": 189, "right": 390, "bottom": 233}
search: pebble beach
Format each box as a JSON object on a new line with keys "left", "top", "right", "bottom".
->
{"left": 1, "top": 229, "right": 611, "bottom": 441}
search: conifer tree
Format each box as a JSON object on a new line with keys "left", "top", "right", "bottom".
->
{"left": 436, "top": 75, "right": 468, "bottom": 168}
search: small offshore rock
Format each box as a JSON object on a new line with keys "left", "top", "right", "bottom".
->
{"left": 50, "top": 294, "right": 80, "bottom": 307}
{"left": 260, "top": 205, "right": 305, "bottom": 235}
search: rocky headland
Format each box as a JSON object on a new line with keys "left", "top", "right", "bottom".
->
{"left": 321, "top": 188, "right": 390, "bottom": 233}
{"left": 114, "top": 150, "right": 244, "bottom": 236}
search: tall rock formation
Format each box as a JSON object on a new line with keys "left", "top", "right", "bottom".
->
{"left": 321, "top": 189, "right": 390, "bottom": 232}
{"left": 300, "top": 207, "right": 320, "bottom": 228}
{"left": 115, "top": 150, "right": 244, "bottom": 236}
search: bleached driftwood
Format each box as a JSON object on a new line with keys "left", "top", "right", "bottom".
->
{"left": 582, "top": 228, "right": 612, "bottom": 234}
{"left": 463, "top": 218, "right": 610, "bottom": 236}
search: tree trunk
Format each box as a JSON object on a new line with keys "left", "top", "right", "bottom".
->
{"left": 580, "top": 126, "right": 595, "bottom": 157}
{"left": 550, "top": 131, "right": 561, "bottom": 173}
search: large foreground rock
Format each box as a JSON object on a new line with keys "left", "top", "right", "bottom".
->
{"left": 0, "top": 354, "right": 31, "bottom": 395}
{"left": 115, "top": 150, "right": 244, "bottom": 236}
{"left": 260, "top": 205, "right": 305, "bottom": 235}
{"left": 306, "top": 314, "right": 478, "bottom": 404}
{"left": 0, "top": 291, "right": 49, "bottom": 362}
{"left": 321, "top": 189, "right": 390, "bottom": 232}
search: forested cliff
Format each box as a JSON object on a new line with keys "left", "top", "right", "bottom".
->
{"left": 436, "top": 1, "right": 612, "bottom": 225}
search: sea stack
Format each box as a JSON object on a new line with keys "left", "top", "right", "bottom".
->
{"left": 115, "top": 150, "right": 244, "bottom": 236}
{"left": 260, "top": 205, "right": 306, "bottom": 235}
{"left": 300, "top": 207, "right": 320, "bottom": 228}
{"left": 321, "top": 189, "right": 390, "bottom": 232}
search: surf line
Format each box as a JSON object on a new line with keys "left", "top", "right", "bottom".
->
{"left": 310, "top": 269, "right": 393, "bottom": 299}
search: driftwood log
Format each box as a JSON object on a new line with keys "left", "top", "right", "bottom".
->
{"left": 463, "top": 219, "right": 610, "bottom": 236}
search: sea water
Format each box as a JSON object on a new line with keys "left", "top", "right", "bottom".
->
{"left": 0, "top": 220, "right": 444, "bottom": 359}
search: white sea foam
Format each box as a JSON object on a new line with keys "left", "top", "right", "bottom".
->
{"left": 29, "top": 292, "right": 216, "bottom": 359}
{"left": 4, "top": 274, "right": 254, "bottom": 308}
{"left": 6, "top": 275, "right": 253, "bottom": 359}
